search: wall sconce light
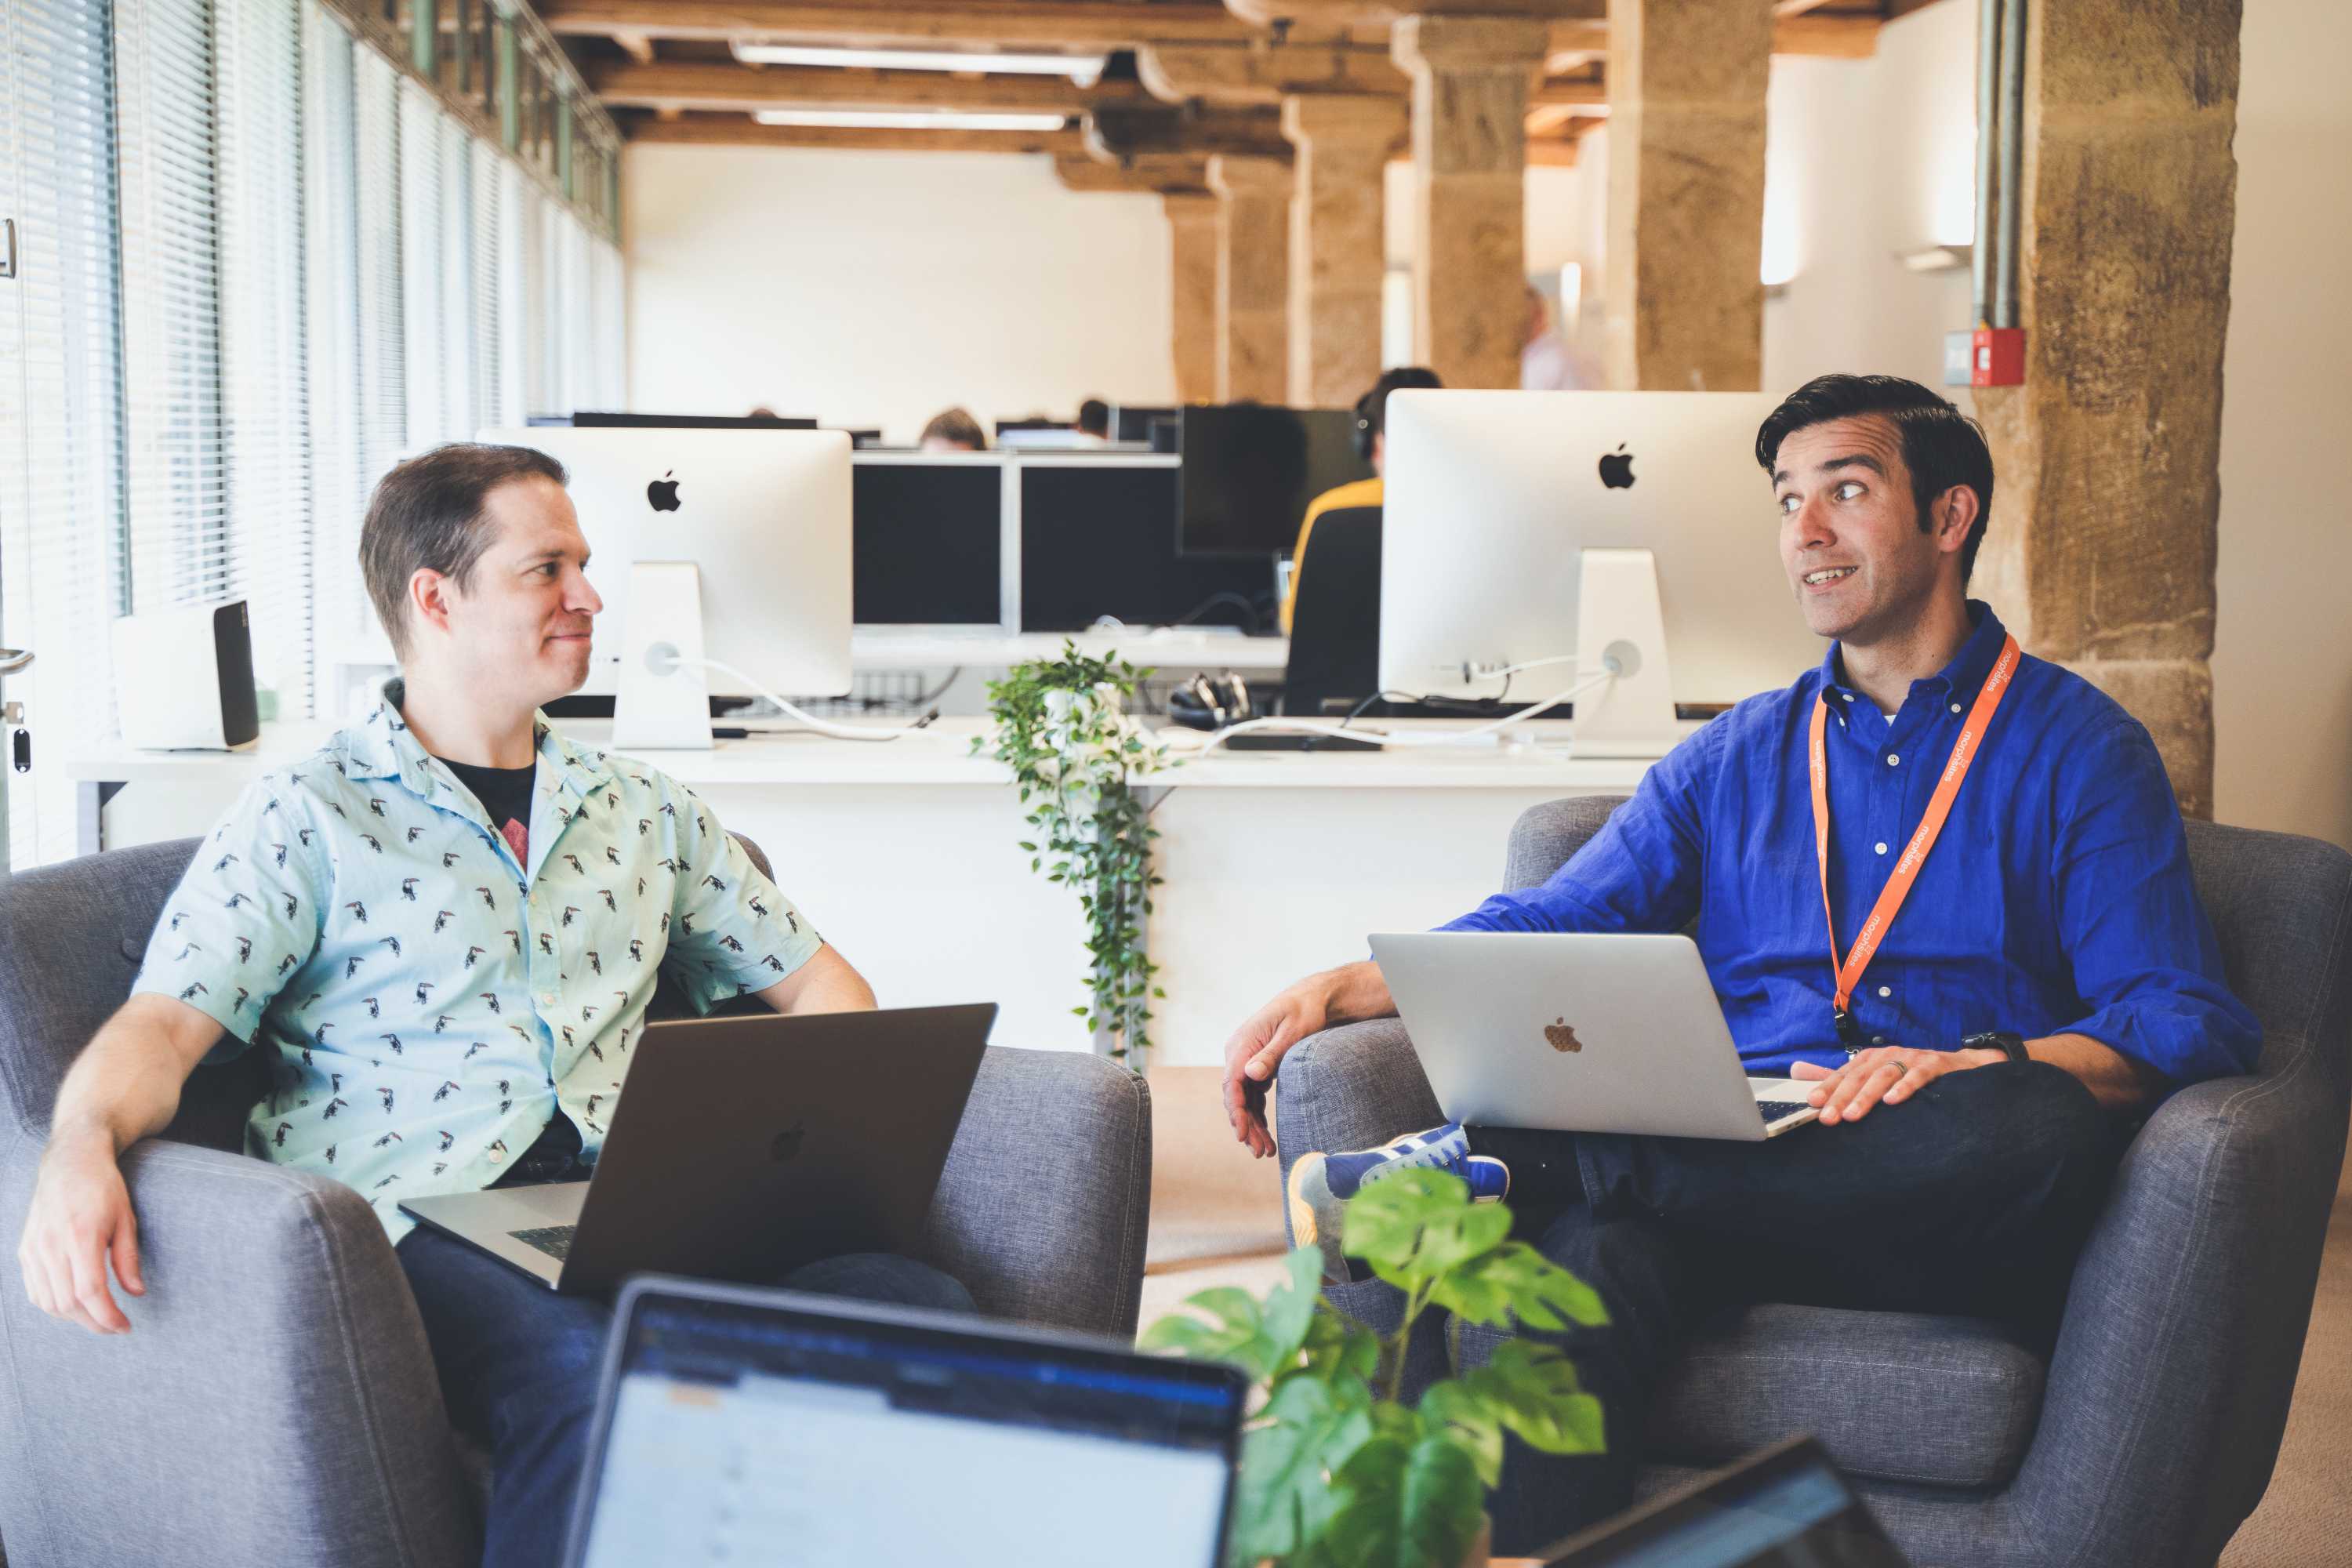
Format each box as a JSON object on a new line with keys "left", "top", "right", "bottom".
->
{"left": 1896, "top": 242, "right": 1973, "bottom": 274}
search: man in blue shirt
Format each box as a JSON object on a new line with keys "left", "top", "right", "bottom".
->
{"left": 18, "top": 443, "right": 971, "bottom": 1568}
{"left": 1217, "top": 374, "right": 2259, "bottom": 1549}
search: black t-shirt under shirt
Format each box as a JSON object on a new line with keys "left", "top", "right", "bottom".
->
{"left": 437, "top": 754, "right": 535, "bottom": 866}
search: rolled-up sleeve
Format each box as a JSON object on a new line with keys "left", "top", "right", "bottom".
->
{"left": 1439, "top": 721, "right": 1716, "bottom": 936}
{"left": 2050, "top": 716, "right": 2260, "bottom": 1083}
{"left": 129, "top": 775, "right": 327, "bottom": 1061}
{"left": 657, "top": 786, "right": 824, "bottom": 1011}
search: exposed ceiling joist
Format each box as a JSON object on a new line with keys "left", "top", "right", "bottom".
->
{"left": 537, "top": 0, "right": 1367, "bottom": 49}
{"left": 619, "top": 108, "right": 1088, "bottom": 152}
{"left": 589, "top": 57, "right": 1142, "bottom": 111}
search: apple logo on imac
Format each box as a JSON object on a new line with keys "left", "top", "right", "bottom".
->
{"left": 646, "top": 471, "right": 682, "bottom": 512}
{"left": 1598, "top": 445, "right": 1635, "bottom": 490}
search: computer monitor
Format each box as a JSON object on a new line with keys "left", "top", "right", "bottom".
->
{"left": 566, "top": 1277, "right": 1247, "bottom": 1568}
{"left": 851, "top": 454, "right": 1004, "bottom": 626}
{"left": 1112, "top": 404, "right": 1177, "bottom": 443}
{"left": 482, "top": 425, "right": 851, "bottom": 748}
{"left": 1378, "top": 390, "right": 1824, "bottom": 734}
{"left": 529, "top": 412, "right": 820, "bottom": 430}
{"left": 1018, "top": 459, "right": 1274, "bottom": 632}
{"left": 1178, "top": 405, "right": 1372, "bottom": 557}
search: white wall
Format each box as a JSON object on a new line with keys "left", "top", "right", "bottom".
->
{"left": 623, "top": 144, "right": 1177, "bottom": 445}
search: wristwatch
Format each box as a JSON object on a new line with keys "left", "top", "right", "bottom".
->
{"left": 1961, "top": 1029, "right": 2030, "bottom": 1065}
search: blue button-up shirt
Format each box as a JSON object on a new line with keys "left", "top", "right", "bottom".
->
{"left": 1441, "top": 603, "right": 2259, "bottom": 1083}
{"left": 132, "top": 680, "right": 823, "bottom": 1241}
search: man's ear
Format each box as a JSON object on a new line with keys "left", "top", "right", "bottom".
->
{"left": 1930, "top": 485, "right": 1979, "bottom": 559}
{"left": 407, "top": 568, "right": 454, "bottom": 645}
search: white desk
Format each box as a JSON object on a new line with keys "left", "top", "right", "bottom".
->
{"left": 65, "top": 717, "right": 1675, "bottom": 1066}
{"left": 851, "top": 630, "right": 1290, "bottom": 674}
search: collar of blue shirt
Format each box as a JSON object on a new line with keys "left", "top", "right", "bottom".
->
{"left": 1820, "top": 597, "right": 2009, "bottom": 713}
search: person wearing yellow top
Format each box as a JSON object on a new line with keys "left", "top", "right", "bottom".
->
{"left": 1280, "top": 366, "right": 1443, "bottom": 633}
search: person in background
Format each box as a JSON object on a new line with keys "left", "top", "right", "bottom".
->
{"left": 920, "top": 407, "right": 987, "bottom": 452}
{"left": 747, "top": 405, "right": 781, "bottom": 419}
{"left": 1522, "top": 285, "right": 1602, "bottom": 391}
{"left": 1279, "top": 366, "right": 1443, "bottom": 634}
{"left": 1075, "top": 398, "right": 1112, "bottom": 445}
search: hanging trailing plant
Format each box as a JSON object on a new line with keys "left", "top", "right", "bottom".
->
{"left": 975, "top": 642, "right": 1176, "bottom": 1067}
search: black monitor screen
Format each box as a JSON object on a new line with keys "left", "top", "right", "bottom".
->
{"left": 852, "top": 464, "right": 1003, "bottom": 625}
{"left": 532, "top": 412, "right": 821, "bottom": 430}
{"left": 1112, "top": 405, "right": 1177, "bottom": 443}
{"left": 1020, "top": 466, "right": 1273, "bottom": 632}
{"left": 1178, "top": 405, "right": 1372, "bottom": 557}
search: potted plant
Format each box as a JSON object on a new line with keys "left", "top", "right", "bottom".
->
{"left": 973, "top": 642, "right": 1174, "bottom": 1066}
{"left": 1142, "top": 1171, "right": 1609, "bottom": 1568}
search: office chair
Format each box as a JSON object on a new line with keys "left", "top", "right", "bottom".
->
{"left": 1282, "top": 505, "right": 1383, "bottom": 720}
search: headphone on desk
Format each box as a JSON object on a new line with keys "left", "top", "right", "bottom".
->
{"left": 1353, "top": 366, "right": 1446, "bottom": 463}
{"left": 1166, "top": 671, "right": 1257, "bottom": 731}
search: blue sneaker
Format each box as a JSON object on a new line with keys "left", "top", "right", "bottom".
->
{"left": 1286, "top": 1123, "right": 1510, "bottom": 1286}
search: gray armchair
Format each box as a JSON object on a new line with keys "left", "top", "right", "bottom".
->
{"left": 0, "top": 837, "right": 1152, "bottom": 1568}
{"left": 1275, "top": 797, "right": 2350, "bottom": 1568}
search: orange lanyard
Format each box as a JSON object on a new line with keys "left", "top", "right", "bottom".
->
{"left": 1809, "top": 634, "right": 2021, "bottom": 1027}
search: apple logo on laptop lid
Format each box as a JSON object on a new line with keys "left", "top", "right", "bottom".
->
{"left": 1544, "top": 1017, "right": 1584, "bottom": 1054}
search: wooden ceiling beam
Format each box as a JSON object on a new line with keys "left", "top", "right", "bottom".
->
{"left": 588, "top": 57, "right": 1142, "bottom": 111}
{"left": 1053, "top": 152, "right": 1210, "bottom": 193}
{"left": 537, "top": 0, "right": 1351, "bottom": 49}
{"left": 619, "top": 109, "right": 1088, "bottom": 152}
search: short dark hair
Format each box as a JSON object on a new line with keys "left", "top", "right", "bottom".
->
{"left": 920, "top": 406, "right": 986, "bottom": 450}
{"left": 360, "top": 443, "right": 568, "bottom": 658}
{"left": 1755, "top": 374, "right": 1995, "bottom": 583}
{"left": 1076, "top": 398, "right": 1111, "bottom": 437}
{"left": 1357, "top": 365, "right": 1443, "bottom": 445}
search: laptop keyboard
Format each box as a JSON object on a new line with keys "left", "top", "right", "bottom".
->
{"left": 1757, "top": 1100, "right": 1813, "bottom": 1124}
{"left": 510, "top": 1225, "right": 577, "bottom": 1261}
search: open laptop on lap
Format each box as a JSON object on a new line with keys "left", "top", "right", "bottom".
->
{"left": 564, "top": 1276, "right": 1249, "bottom": 1568}
{"left": 399, "top": 1004, "right": 995, "bottom": 1294}
{"left": 1536, "top": 1436, "right": 1908, "bottom": 1566}
{"left": 1368, "top": 934, "right": 1818, "bottom": 1139}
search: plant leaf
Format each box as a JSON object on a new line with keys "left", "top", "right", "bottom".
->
{"left": 1229, "top": 1374, "right": 1376, "bottom": 1563}
{"left": 1138, "top": 1250, "right": 1324, "bottom": 1384}
{"left": 1427, "top": 1240, "right": 1610, "bottom": 1334}
{"left": 1322, "top": 1430, "right": 1486, "bottom": 1568}
{"left": 1341, "top": 1170, "right": 1513, "bottom": 1292}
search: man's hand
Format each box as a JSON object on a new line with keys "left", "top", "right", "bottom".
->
{"left": 1791, "top": 1044, "right": 2004, "bottom": 1125}
{"left": 17, "top": 1130, "right": 144, "bottom": 1335}
{"left": 1220, "top": 960, "right": 1397, "bottom": 1159}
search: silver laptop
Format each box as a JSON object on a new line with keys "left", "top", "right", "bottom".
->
{"left": 563, "top": 1276, "right": 1248, "bottom": 1568}
{"left": 399, "top": 1004, "right": 995, "bottom": 1293}
{"left": 1368, "top": 933, "right": 1818, "bottom": 1139}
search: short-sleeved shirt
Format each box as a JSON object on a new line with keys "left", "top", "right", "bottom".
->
{"left": 131, "top": 678, "right": 824, "bottom": 1242}
{"left": 1439, "top": 601, "right": 2260, "bottom": 1085}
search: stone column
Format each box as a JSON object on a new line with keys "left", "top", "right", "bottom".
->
{"left": 1281, "top": 94, "right": 1407, "bottom": 406}
{"left": 1389, "top": 14, "right": 1550, "bottom": 390}
{"left": 1163, "top": 192, "right": 1221, "bottom": 404}
{"left": 1602, "top": 0, "right": 1771, "bottom": 391}
{"left": 1971, "top": 0, "right": 2240, "bottom": 817}
{"left": 1207, "top": 154, "right": 1294, "bottom": 403}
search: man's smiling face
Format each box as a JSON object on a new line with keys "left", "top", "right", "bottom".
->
{"left": 435, "top": 476, "right": 604, "bottom": 708}
{"left": 1773, "top": 414, "right": 1955, "bottom": 646}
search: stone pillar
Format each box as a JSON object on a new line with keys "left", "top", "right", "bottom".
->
{"left": 1281, "top": 94, "right": 1406, "bottom": 406}
{"left": 1207, "top": 154, "right": 1294, "bottom": 403}
{"left": 1390, "top": 14, "right": 1549, "bottom": 390}
{"left": 1163, "top": 192, "right": 1221, "bottom": 405}
{"left": 1602, "top": 0, "right": 1770, "bottom": 391}
{"left": 1971, "top": 0, "right": 2240, "bottom": 817}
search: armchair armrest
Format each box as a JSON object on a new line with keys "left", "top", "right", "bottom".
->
{"left": 0, "top": 1134, "right": 477, "bottom": 1568}
{"left": 920, "top": 1047, "right": 1152, "bottom": 1339}
{"left": 2007, "top": 1062, "right": 2350, "bottom": 1568}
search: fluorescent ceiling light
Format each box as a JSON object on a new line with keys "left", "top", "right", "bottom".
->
{"left": 731, "top": 42, "right": 1107, "bottom": 85}
{"left": 753, "top": 108, "right": 1071, "bottom": 132}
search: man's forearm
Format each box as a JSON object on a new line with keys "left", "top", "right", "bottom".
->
{"left": 1319, "top": 960, "right": 1399, "bottom": 1027}
{"left": 2022, "top": 1032, "right": 2165, "bottom": 1112}
{"left": 48, "top": 1015, "right": 195, "bottom": 1156}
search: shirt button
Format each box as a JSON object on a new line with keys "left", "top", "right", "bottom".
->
{"left": 1873, "top": 1035, "right": 1887, "bottom": 1046}
{"left": 1950, "top": 702, "right": 1962, "bottom": 714}
{"left": 1886, "top": 753, "right": 1900, "bottom": 767}
{"left": 1840, "top": 692, "right": 1853, "bottom": 702}
{"left": 1877, "top": 985, "right": 1892, "bottom": 998}
{"left": 1874, "top": 841, "right": 1889, "bottom": 855}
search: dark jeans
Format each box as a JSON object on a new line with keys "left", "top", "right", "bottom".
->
{"left": 1459, "top": 1061, "right": 2125, "bottom": 1554}
{"left": 397, "top": 1224, "right": 973, "bottom": 1568}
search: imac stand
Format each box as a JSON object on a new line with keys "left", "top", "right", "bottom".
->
{"left": 1570, "top": 547, "right": 1681, "bottom": 758}
{"left": 612, "top": 561, "right": 715, "bottom": 751}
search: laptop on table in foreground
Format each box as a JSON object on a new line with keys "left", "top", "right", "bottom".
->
{"left": 399, "top": 1004, "right": 995, "bottom": 1294}
{"left": 564, "top": 1276, "right": 1249, "bottom": 1568}
{"left": 1368, "top": 933, "right": 1820, "bottom": 1140}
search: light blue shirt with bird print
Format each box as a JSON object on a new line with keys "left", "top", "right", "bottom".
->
{"left": 130, "top": 679, "right": 823, "bottom": 1243}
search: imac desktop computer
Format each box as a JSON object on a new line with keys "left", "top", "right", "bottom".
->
{"left": 1377, "top": 390, "right": 1825, "bottom": 757}
{"left": 482, "top": 426, "right": 853, "bottom": 750}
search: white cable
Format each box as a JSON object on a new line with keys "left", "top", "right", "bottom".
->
{"left": 1465, "top": 652, "right": 1583, "bottom": 684}
{"left": 687, "top": 655, "right": 938, "bottom": 742}
{"left": 1167, "top": 666, "right": 1618, "bottom": 756}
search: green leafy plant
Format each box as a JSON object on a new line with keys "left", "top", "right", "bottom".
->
{"left": 973, "top": 642, "right": 1174, "bottom": 1065}
{"left": 1142, "top": 1171, "right": 1609, "bottom": 1568}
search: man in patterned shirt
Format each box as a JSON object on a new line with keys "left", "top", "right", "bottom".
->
{"left": 17, "top": 443, "right": 971, "bottom": 1567}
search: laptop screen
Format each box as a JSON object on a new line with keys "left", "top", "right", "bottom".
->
{"left": 1540, "top": 1438, "right": 1907, "bottom": 1568}
{"left": 571, "top": 1283, "right": 1245, "bottom": 1568}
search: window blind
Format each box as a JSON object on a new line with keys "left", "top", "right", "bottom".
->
{"left": 0, "top": 0, "right": 126, "bottom": 869}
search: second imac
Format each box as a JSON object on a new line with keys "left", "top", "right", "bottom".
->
{"left": 1378, "top": 390, "right": 1824, "bottom": 756}
{"left": 484, "top": 425, "right": 852, "bottom": 749}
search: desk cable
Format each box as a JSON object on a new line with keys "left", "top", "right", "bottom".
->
{"left": 1163, "top": 663, "right": 1617, "bottom": 757}
{"left": 684, "top": 655, "right": 942, "bottom": 742}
